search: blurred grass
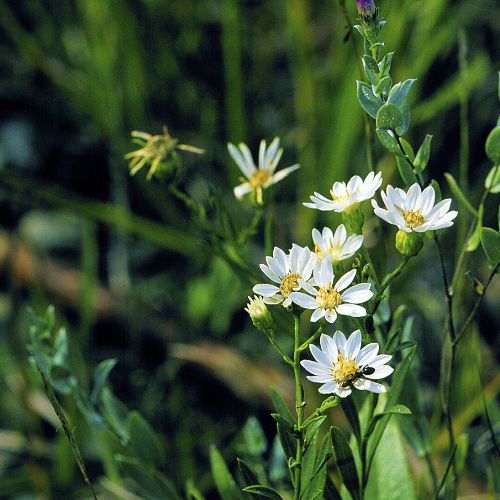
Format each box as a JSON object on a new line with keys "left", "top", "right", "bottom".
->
{"left": 0, "top": 0, "right": 498, "bottom": 497}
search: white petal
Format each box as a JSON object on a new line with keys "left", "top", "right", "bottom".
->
{"left": 259, "top": 264, "right": 281, "bottom": 283}
{"left": 353, "top": 379, "right": 386, "bottom": 393}
{"left": 334, "top": 269, "right": 357, "bottom": 291}
{"left": 228, "top": 143, "right": 255, "bottom": 178}
{"left": 253, "top": 284, "right": 280, "bottom": 297}
{"left": 289, "top": 292, "right": 317, "bottom": 309}
{"left": 324, "top": 309, "right": 338, "bottom": 323}
{"left": 341, "top": 283, "right": 373, "bottom": 304}
{"left": 268, "top": 164, "right": 300, "bottom": 185}
{"left": 419, "top": 185, "right": 435, "bottom": 216}
{"left": 238, "top": 143, "right": 257, "bottom": 174}
{"left": 365, "top": 365, "right": 394, "bottom": 379}
{"left": 234, "top": 182, "right": 253, "bottom": 199}
{"left": 320, "top": 258, "right": 334, "bottom": 287}
{"left": 332, "top": 225, "right": 347, "bottom": 247}
{"left": 334, "top": 386, "right": 352, "bottom": 398}
{"left": 336, "top": 303, "right": 367, "bottom": 317}
{"left": 273, "top": 247, "right": 289, "bottom": 274}
{"left": 370, "top": 354, "right": 392, "bottom": 367}
{"left": 311, "top": 307, "right": 326, "bottom": 322}
{"left": 319, "top": 381, "right": 338, "bottom": 394}
{"left": 406, "top": 183, "right": 421, "bottom": 210}
{"left": 345, "top": 330, "right": 362, "bottom": 358}
{"left": 356, "top": 343, "right": 379, "bottom": 366}
{"left": 310, "top": 344, "right": 332, "bottom": 367}
{"left": 333, "top": 331, "right": 347, "bottom": 357}
{"left": 301, "top": 359, "right": 330, "bottom": 375}
{"left": 307, "top": 374, "right": 333, "bottom": 383}
{"left": 267, "top": 256, "right": 286, "bottom": 277}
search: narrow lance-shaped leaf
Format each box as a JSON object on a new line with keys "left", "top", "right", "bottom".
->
{"left": 340, "top": 397, "right": 362, "bottom": 444}
{"left": 444, "top": 173, "right": 477, "bottom": 216}
{"left": 242, "top": 485, "right": 283, "bottom": 499}
{"left": 209, "top": 446, "right": 244, "bottom": 500}
{"left": 331, "top": 427, "right": 360, "bottom": 500}
{"left": 413, "top": 135, "right": 433, "bottom": 173}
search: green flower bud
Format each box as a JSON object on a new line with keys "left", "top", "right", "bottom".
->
{"left": 245, "top": 296, "right": 273, "bottom": 333}
{"left": 395, "top": 230, "right": 423, "bottom": 257}
{"left": 342, "top": 202, "right": 365, "bottom": 233}
{"left": 356, "top": 0, "right": 376, "bottom": 19}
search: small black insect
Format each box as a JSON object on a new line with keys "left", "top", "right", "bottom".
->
{"left": 362, "top": 366, "right": 375, "bottom": 375}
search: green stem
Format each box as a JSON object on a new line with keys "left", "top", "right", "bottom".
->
{"left": 293, "top": 313, "right": 305, "bottom": 500}
{"left": 265, "top": 207, "right": 273, "bottom": 257}
{"left": 267, "top": 329, "right": 294, "bottom": 366}
{"left": 298, "top": 324, "right": 325, "bottom": 352}
{"left": 369, "top": 257, "right": 409, "bottom": 315}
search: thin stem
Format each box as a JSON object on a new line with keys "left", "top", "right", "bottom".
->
{"left": 298, "top": 324, "right": 325, "bottom": 352}
{"left": 453, "top": 264, "right": 498, "bottom": 346}
{"left": 293, "top": 313, "right": 305, "bottom": 500}
{"left": 265, "top": 207, "right": 273, "bottom": 257}
{"left": 38, "top": 369, "right": 98, "bottom": 500}
{"left": 268, "top": 329, "right": 294, "bottom": 366}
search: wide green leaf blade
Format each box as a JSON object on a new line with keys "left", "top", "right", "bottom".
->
{"left": 209, "top": 446, "right": 244, "bottom": 500}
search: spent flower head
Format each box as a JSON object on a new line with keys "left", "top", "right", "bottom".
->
{"left": 289, "top": 260, "right": 373, "bottom": 323}
{"left": 228, "top": 137, "right": 300, "bottom": 205}
{"left": 304, "top": 171, "right": 382, "bottom": 213}
{"left": 301, "top": 330, "right": 393, "bottom": 398}
{"left": 253, "top": 245, "right": 316, "bottom": 307}
{"left": 312, "top": 225, "right": 363, "bottom": 263}
{"left": 372, "top": 183, "right": 458, "bottom": 233}
{"left": 125, "top": 127, "right": 204, "bottom": 180}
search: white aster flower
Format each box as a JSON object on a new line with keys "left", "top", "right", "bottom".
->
{"left": 372, "top": 183, "right": 458, "bottom": 232}
{"left": 304, "top": 171, "right": 382, "bottom": 212}
{"left": 228, "top": 137, "right": 300, "bottom": 205}
{"left": 301, "top": 330, "right": 393, "bottom": 398}
{"left": 312, "top": 225, "right": 363, "bottom": 263}
{"left": 289, "top": 259, "right": 373, "bottom": 323}
{"left": 253, "top": 245, "right": 316, "bottom": 307}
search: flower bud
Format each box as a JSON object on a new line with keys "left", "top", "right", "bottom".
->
{"left": 245, "top": 296, "right": 273, "bottom": 333}
{"left": 356, "top": 0, "right": 376, "bottom": 19}
{"left": 395, "top": 230, "right": 423, "bottom": 258}
{"left": 342, "top": 203, "right": 365, "bottom": 234}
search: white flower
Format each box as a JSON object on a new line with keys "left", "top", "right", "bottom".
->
{"left": 301, "top": 330, "right": 393, "bottom": 398}
{"left": 289, "top": 260, "right": 373, "bottom": 323}
{"left": 253, "top": 245, "right": 316, "bottom": 307}
{"left": 312, "top": 225, "right": 363, "bottom": 263}
{"left": 372, "top": 183, "right": 458, "bottom": 232}
{"left": 228, "top": 138, "right": 300, "bottom": 205}
{"left": 304, "top": 172, "right": 382, "bottom": 212}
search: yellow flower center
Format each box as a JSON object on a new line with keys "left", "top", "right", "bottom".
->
{"left": 315, "top": 243, "right": 341, "bottom": 262}
{"left": 280, "top": 273, "right": 301, "bottom": 297}
{"left": 332, "top": 353, "right": 360, "bottom": 385}
{"left": 316, "top": 286, "right": 342, "bottom": 310}
{"left": 329, "top": 189, "right": 350, "bottom": 204}
{"left": 401, "top": 209, "right": 425, "bottom": 228}
{"left": 249, "top": 169, "right": 272, "bottom": 188}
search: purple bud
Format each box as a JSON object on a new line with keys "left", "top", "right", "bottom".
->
{"left": 356, "top": 0, "right": 376, "bottom": 18}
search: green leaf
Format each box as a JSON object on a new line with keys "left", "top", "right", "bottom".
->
{"left": 376, "top": 103, "right": 403, "bottom": 130}
{"left": 466, "top": 205, "right": 483, "bottom": 251}
{"left": 324, "top": 475, "right": 342, "bottom": 500}
{"left": 305, "top": 432, "right": 332, "bottom": 500}
{"left": 100, "top": 387, "right": 130, "bottom": 442}
{"left": 455, "top": 433, "right": 469, "bottom": 481}
{"left": 431, "top": 179, "right": 442, "bottom": 202}
{"left": 396, "top": 105, "right": 411, "bottom": 136}
{"left": 116, "top": 455, "right": 181, "bottom": 500}
{"left": 362, "top": 56, "right": 379, "bottom": 86}
{"left": 378, "top": 52, "right": 394, "bottom": 77}
{"left": 242, "top": 485, "right": 282, "bottom": 499}
{"left": 432, "top": 446, "right": 457, "bottom": 500}
{"left": 444, "top": 173, "right": 477, "bottom": 216}
{"left": 396, "top": 156, "right": 418, "bottom": 186}
{"left": 90, "top": 359, "right": 117, "bottom": 405}
{"left": 374, "top": 76, "right": 392, "bottom": 96}
{"left": 209, "top": 446, "right": 244, "bottom": 500}
{"left": 485, "top": 126, "right": 500, "bottom": 163}
{"left": 237, "top": 458, "right": 259, "bottom": 488}
{"left": 271, "top": 388, "right": 294, "bottom": 425}
{"left": 377, "top": 128, "right": 402, "bottom": 156}
{"left": 485, "top": 165, "right": 500, "bottom": 193}
{"left": 340, "top": 398, "right": 361, "bottom": 444}
{"left": 304, "top": 415, "right": 327, "bottom": 444}
{"left": 357, "top": 81, "right": 383, "bottom": 119}
{"left": 388, "top": 79, "right": 417, "bottom": 107}
{"left": 300, "top": 429, "right": 318, "bottom": 497}
{"left": 330, "top": 427, "right": 360, "bottom": 500}
{"left": 276, "top": 422, "right": 296, "bottom": 461}
{"left": 370, "top": 405, "right": 412, "bottom": 428}
{"left": 186, "top": 479, "right": 206, "bottom": 500}
{"left": 388, "top": 341, "right": 417, "bottom": 355}
{"left": 127, "top": 410, "right": 164, "bottom": 467}
{"left": 481, "top": 228, "right": 500, "bottom": 266}
{"left": 242, "top": 417, "right": 267, "bottom": 457}
{"left": 364, "top": 420, "right": 416, "bottom": 500}
{"left": 413, "top": 135, "right": 433, "bottom": 173}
